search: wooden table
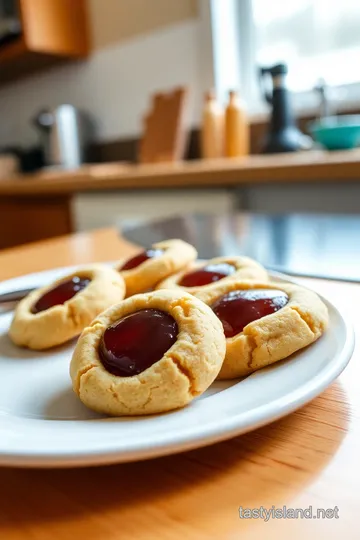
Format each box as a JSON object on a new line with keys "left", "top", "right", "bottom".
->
{"left": 0, "top": 228, "right": 358, "bottom": 539}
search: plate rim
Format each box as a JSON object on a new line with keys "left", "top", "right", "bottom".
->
{"left": 0, "top": 266, "right": 355, "bottom": 467}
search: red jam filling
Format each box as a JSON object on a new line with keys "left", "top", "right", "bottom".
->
{"left": 121, "top": 248, "right": 164, "bottom": 271}
{"left": 179, "top": 262, "right": 236, "bottom": 287}
{"left": 211, "top": 289, "right": 288, "bottom": 338}
{"left": 31, "top": 276, "right": 91, "bottom": 314}
{"left": 99, "top": 309, "right": 178, "bottom": 377}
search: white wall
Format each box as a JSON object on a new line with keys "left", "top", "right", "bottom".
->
{"left": 73, "top": 189, "right": 235, "bottom": 231}
{"left": 0, "top": 19, "right": 203, "bottom": 148}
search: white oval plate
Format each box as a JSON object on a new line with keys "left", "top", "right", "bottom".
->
{"left": 0, "top": 267, "right": 354, "bottom": 468}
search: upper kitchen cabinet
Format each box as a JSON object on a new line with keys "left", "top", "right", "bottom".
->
{"left": 0, "top": 0, "right": 90, "bottom": 85}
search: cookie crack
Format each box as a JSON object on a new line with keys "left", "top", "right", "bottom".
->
{"left": 67, "top": 301, "right": 80, "bottom": 328}
{"left": 76, "top": 364, "right": 96, "bottom": 394}
{"left": 179, "top": 299, "right": 192, "bottom": 318}
{"left": 109, "top": 383, "right": 162, "bottom": 412}
{"left": 109, "top": 389, "right": 132, "bottom": 412}
{"left": 246, "top": 334, "right": 257, "bottom": 370}
{"left": 291, "top": 306, "right": 316, "bottom": 335}
{"left": 141, "top": 384, "right": 161, "bottom": 409}
{"left": 168, "top": 355, "right": 197, "bottom": 397}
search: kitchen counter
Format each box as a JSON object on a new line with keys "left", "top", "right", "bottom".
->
{"left": 1, "top": 149, "right": 360, "bottom": 196}
{"left": 1, "top": 149, "right": 360, "bottom": 250}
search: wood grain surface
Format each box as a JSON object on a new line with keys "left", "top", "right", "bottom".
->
{"left": 0, "top": 0, "right": 89, "bottom": 85}
{"left": 139, "top": 87, "right": 188, "bottom": 163}
{"left": 0, "top": 228, "right": 357, "bottom": 539}
{"left": 20, "top": 0, "right": 89, "bottom": 56}
{"left": 1, "top": 149, "right": 360, "bottom": 196}
{"left": 0, "top": 195, "right": 73, "bottom": 250}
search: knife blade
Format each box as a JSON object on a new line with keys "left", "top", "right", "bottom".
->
{"left": 0, "top": 287, "right": 35, "bottom": 304}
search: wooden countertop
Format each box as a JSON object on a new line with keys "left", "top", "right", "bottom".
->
{"left": 0, "top": 227, "right": 357, "bottom": 539}
{"left": 1, "top": 149, "right": 360, "bottom": 196}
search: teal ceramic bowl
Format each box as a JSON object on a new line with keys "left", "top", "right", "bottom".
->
{"left": 309, "top": 115, "right": 360, "bottom": 150}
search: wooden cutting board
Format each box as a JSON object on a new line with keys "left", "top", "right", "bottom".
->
{"left": 139, "top": 86, "right": 189, "bottom": 164}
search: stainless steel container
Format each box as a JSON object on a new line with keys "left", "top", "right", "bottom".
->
{"left": 33, "top": 105, "right": 91, "bottom": 169}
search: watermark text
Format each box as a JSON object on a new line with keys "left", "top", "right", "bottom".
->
{"left": 239, "top": 505, "right": 339, "bottom": 522}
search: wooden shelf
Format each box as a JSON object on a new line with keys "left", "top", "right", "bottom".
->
{"left": 1, "top": 150, "right": 360, "bottom": 197}
{"left": 0, "top": 0, "right": 90, "bottom": 85}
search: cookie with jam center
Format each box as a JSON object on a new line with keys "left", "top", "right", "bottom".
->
{"left": 70, "top": 289, "right": 226, "bottom": 416}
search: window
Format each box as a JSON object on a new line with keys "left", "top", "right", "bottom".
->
{"left": 254, "top": 0, "right": 360, "bottom": 91}
{"left": 209, "top": 0, "right": 360, "bottom": 113}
